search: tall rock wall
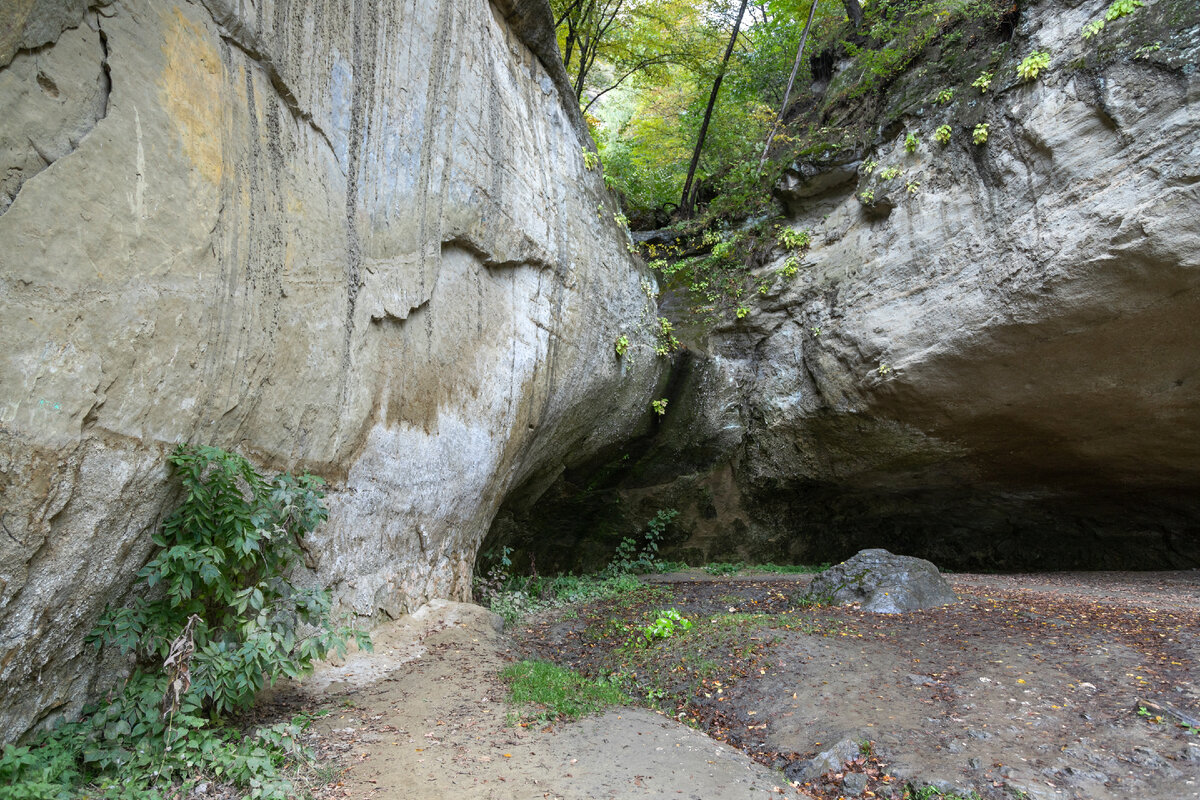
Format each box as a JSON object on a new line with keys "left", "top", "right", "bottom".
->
{"left": 494, "top": 0, "right": 1200, "bottom": 574}
{"left": 0, "top": 0, "right": 662, "bottom": 741}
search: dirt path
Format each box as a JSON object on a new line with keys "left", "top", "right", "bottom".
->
{"left": 279, "top": 572, "right": 1200, "bottom": 800}
{"left": 289, "top": 600, "right": 796, "bottom": 800}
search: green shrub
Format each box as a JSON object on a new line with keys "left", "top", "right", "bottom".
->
{"left": 934, "top": 124, "right": 952, "bottom": 145}
{"left": 936, "top": 88, "right": 955, "bottom": 105}
{"left": 972, "top": 122, "right": 990, "bottom": 144}
{"left": 971, "top": 70, "right": 993, "bottom": 93}
{"left": 1, "top": 445, "right": 362, "bottom": 799}
{"left": 93, "top": 444, "right": 367, "bottom": 717}
{"left": 905, "top": 132, "right": 919, "bottom": 153}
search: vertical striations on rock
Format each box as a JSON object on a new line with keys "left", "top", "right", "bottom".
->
{"left": 0, "top": 0, "right": 663, "bottom": 742}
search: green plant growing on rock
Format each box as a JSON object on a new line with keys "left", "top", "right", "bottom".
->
{"left": 879, "top": 165, "right": 902, "bottom": 181}
{"left": 971, "top": 70, "right": 993, "bottom": 93}
{"left": 1134, "top": 41, "right": 1162, "bottom": 58}
{"left": 860, "top": 189, "right": 876, "bottom": 204}
{"left": 936, "top": 87, "right": 955, "bottom": 104}
{"left": 862, "top": 159, "right": 878, "bottom": 174}
{"left": 780, "top": 255, "right": 800, "bottom": 279}
{"left": 1016, "top": 50, "right": 1051, "bottom": 81}
{"left": 906, "top": 180, "right": 921, "bottom": 194}
{"left": 582, "top": 148, "right": 600, "bottom": 170}
{"left": 651, "top": 397, "right": 669, "bottom": 416}
{"left": 736, "top": 306, "right": 750, "bottom": 319}
{"left": 934, "top": 124, "right": 952, "bottom": 145}
{"left": 776, "top": 225, "right": 811, "bottom": 251}
{"left": 654, "top": 316, "right": 679, "bottom": 356}
{"left": 614, "top": 334, "right": 630, "bottom": 358}
{"left": 973, "top": 123, "right": 990, "bottom": 145}
{"left": 905, "top": 132, "right": 919, "bottom": 153}
{"left": 1082, "top": 0, "right": 1145, "bottom": 39}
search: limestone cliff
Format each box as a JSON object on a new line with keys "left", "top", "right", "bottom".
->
{"left": 493, "top": 0, "right": 1200, "bottom": 573}
{"left": 0, "top": 0, "right": 662, "bottom": 741}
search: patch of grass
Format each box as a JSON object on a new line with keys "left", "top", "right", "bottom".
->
{"left": 489, "top": 573, "right": 646, "bottom": 627}
{"left": 501, "top": 660, "right": 628, "bottom": 724}
{"left": 747, "top": 562, "right": 830, "bottom": 575}
{"left": 704, "top": 562, "right": 745, "bottom": 576}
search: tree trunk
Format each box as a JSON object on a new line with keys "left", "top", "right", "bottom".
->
{"left": 757, "top": 0, "right": 820, "bottom": 173}
{"left": 842, "top": 0, "right": 863, "bottom": 29}
{"left": 679, "top": 0, "right": 750, "bottom": 216}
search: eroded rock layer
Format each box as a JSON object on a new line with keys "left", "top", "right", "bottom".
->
{"left": 0, "top": 0, "right": 661, "bottom": 740}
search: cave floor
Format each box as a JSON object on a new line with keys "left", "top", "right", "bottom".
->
{"left": 268, "top": 570, "right": 1199, "bottom": 800}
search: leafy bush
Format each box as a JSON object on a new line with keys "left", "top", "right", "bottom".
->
{"left": 93, "top": 444, "right": 367, "bottom": 716}
{"left": 972, "top": 122, "right": 990, "bottom": 144}
{"left": 614, "top": 334, "right": 630, "bottom": 358}
{"left": 1, "top": 444, "right": 362, "bottom": 799}
{"left": 905, "top": 132, "right": 919, "bottom": 153}
{"left": 1016, "top": 51, "right": 1051, "bottom": 81}
{"left": 971, "top": 70, "right": 993, "bottom": 93}
{"left": 936, "top": 88, "right": 955, "bottom": 105}
{"left": 879, "top": 165, "right": 902, "bottom": 181}
{"left": 934, "top": 124, "right": 952, "bottom": 145}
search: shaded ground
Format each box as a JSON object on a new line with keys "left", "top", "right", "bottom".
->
{"left": 273, "top": 571, "right": 1200, "bottom": 799}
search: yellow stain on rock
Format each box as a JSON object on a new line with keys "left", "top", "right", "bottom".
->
{"left": 159, "top": 6, "right": 224, "bottom": 186}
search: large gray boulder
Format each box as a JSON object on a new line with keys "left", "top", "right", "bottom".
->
{"left": 808, "top": 549, "right": 957, "bottom": 614}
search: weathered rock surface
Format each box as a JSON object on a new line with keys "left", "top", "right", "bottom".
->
{"left": 0, "top": 0, "right": 662, "bottom": 741}
{"left": 784, "top": 737, "right": 862, "bottom": 783}
{"left": 496, "top": 0, "right": 1200, "bottom": 574}
{"left": 808, "top": 549, "right": 957, "bottom": 614}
